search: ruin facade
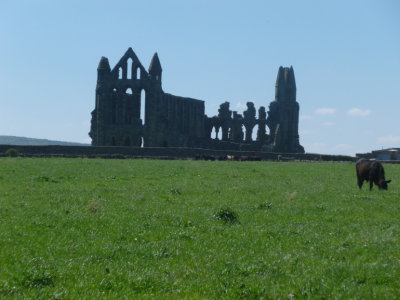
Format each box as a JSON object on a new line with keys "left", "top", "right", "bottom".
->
{"left": 89, "top": 48, "right": 304, "bottom": 153}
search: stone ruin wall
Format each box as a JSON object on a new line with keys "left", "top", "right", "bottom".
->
{"left": 89, "top": 48, "right": 304, "bottom": 153}
{"left": 0, "top": 145, "right": 354, "bottom": 162}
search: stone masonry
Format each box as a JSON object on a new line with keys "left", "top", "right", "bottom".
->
{"left": 89, "top": 48, "right": 304, "bottom": 153}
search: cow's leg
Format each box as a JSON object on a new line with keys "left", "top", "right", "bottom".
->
{"left": 368, "top": 171, "right": 374, "bottom": 191}
{"left": 357, "top": 177, "right": 363, "bottom": 189}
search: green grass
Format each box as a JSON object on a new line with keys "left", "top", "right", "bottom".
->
{"left": 0, "top": 158, "right": 399, "bottom": 299}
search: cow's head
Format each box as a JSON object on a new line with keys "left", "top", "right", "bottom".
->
{"left": 379, "top": 179, "right": 392, "bottom": 190}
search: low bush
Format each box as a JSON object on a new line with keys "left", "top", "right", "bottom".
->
{"left": 5, "top": 148, "right": 19, "bottom": 157}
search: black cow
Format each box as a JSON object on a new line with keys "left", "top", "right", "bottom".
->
{"left": 356, "top": 159, "right": 391, "bottom": 190}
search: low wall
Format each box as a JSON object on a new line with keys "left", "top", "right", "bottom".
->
{"left": 0, "top": 144, "right": 355, "bottom": 162}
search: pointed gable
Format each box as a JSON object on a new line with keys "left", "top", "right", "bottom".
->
{"left": 97, "top": 56, "right": 111, "bottom": 71}
{"left": 149, "top": 52, "right": 162, "bottom": 75}
{"left": 111, "top": 47, "right": 143, "bottom": 72}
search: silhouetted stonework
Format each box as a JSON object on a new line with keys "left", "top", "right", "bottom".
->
{"left": 89, "top": 48, "right": 304, "bottom": 153}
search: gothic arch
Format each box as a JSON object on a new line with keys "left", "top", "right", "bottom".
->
{"left": 127, "top": 58, "right": 133, "bottom": 79}
{"left": 212, "top": 126, "right": 222, "bottom": 140}
{"left": 125, "top": 87, "right": 133, "bottom": 94}
{"left": 253, "top": 124, "right": 259, "bottom": 141}
{"left": 136, "top": 67, "right": 141, "bottom": 80}
{"left": 140, "top": 89, "right": 146, "bottom": 125}
{"left": 211, "top": 127, "right": 216, "bottom": 140}
{"left": 217, "top": 126, "right": 222, "bottom": 140}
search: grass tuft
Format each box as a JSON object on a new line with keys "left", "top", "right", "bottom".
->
{"left": 257, "top": 202, "right": 272, "bottom": 210}
{"left": 86, "top": 199, "right": 102, "bottom": 213}
{"left": 35, "top": 175, "right": 59, "bottom": 183}
{"left": 213, "top": 207, "right": 240, "bottom": 224}
{"left": 170, "top": 188, "right": 181, "bottom": 195}
{"left": 21, "top": 258, "right": 56, "bottom": 288}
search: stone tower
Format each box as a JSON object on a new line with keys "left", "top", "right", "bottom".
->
{"left": 266, "top": 66, "right": 304, "bottom": 153}
{"left": 148, "top": 53, "right": 162, "bottom": 89}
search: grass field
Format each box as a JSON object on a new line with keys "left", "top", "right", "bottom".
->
{"left": 0, "top": 158, "right": 399, "bottom": 299}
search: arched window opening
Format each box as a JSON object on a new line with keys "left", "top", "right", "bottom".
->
{"left": 126, "top": 88, "right": 133, "bottom": 95}
{"left": 136, "top": 68, "right": 141, "bottom": 80}
{"left": 112, "top": 87, "right": 117, "bottom": 93}
{"left": 215, "top": 127, "right": 222, "bottom": 140}
{"left": 211, "top": 127, "right": 216, "bottom": 140}
{"left": 140, "top": 89, "right": 146, "bottom": 125}
{"left": 140, "top": 137, "right": 144, "bottom": 148}
{"left": 111, "top": 137, "right": 116, "bottom": 146}
{"left": 124, "top": 137, "right": 131, "bottom": 146}
{"left": 155, "top": 75, "right": 159, "bottom": 81}
{"left": 253, "top": 124, "right": 259, "bottom": 141}
{"left": 118, "top": 67, "right": 123, "bottom": 79}
{"left": 127, "top": 58, "right": 133, "bottom": 79}
{"left": 243, "top": 126, "right": 247, "bottom": 142}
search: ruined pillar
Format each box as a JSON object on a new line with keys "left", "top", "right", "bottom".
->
{"left": 243, "top": 102, "right": 257, "bottom": 142}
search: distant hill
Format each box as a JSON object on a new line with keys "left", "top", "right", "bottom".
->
{"left": 0, "top": 135, "right": 90, "bottom": 146}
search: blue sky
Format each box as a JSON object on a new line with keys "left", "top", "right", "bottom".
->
{"left": 0, "top": 0, "right": 399, "bottom": 155}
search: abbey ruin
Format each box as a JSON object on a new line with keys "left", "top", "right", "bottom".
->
{"left": 89, "top": 48, "right": 304, "bottom": 153}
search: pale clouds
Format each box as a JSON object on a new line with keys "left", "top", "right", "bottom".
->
{"left": 322, "top": 121, "right": 334, "bottom": 126}
{"left": 300, "top": 114, "right": 313, "bottom": 120}
{"left": 306, "top": 142, "right": 328, "bottom": 154}
{"left": 347, "top": 108, "right": 371, "bottom": 116}
{"left": 235, "top": 102, "right": 247, "bottom": 110}
{"left": 305, "top": 142, "right": 354, "bottom": 155}
{"left": 299, "top": 129, "right": 313, "bottom": 135}
{"left": 377, "top": 135, "right": 400, "bottom": 144}
{"left": 314, "top": 108, "right": 336, "bottom": 115}
{"left": 332, "top": 144, "right": 354, "bottom": 152}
